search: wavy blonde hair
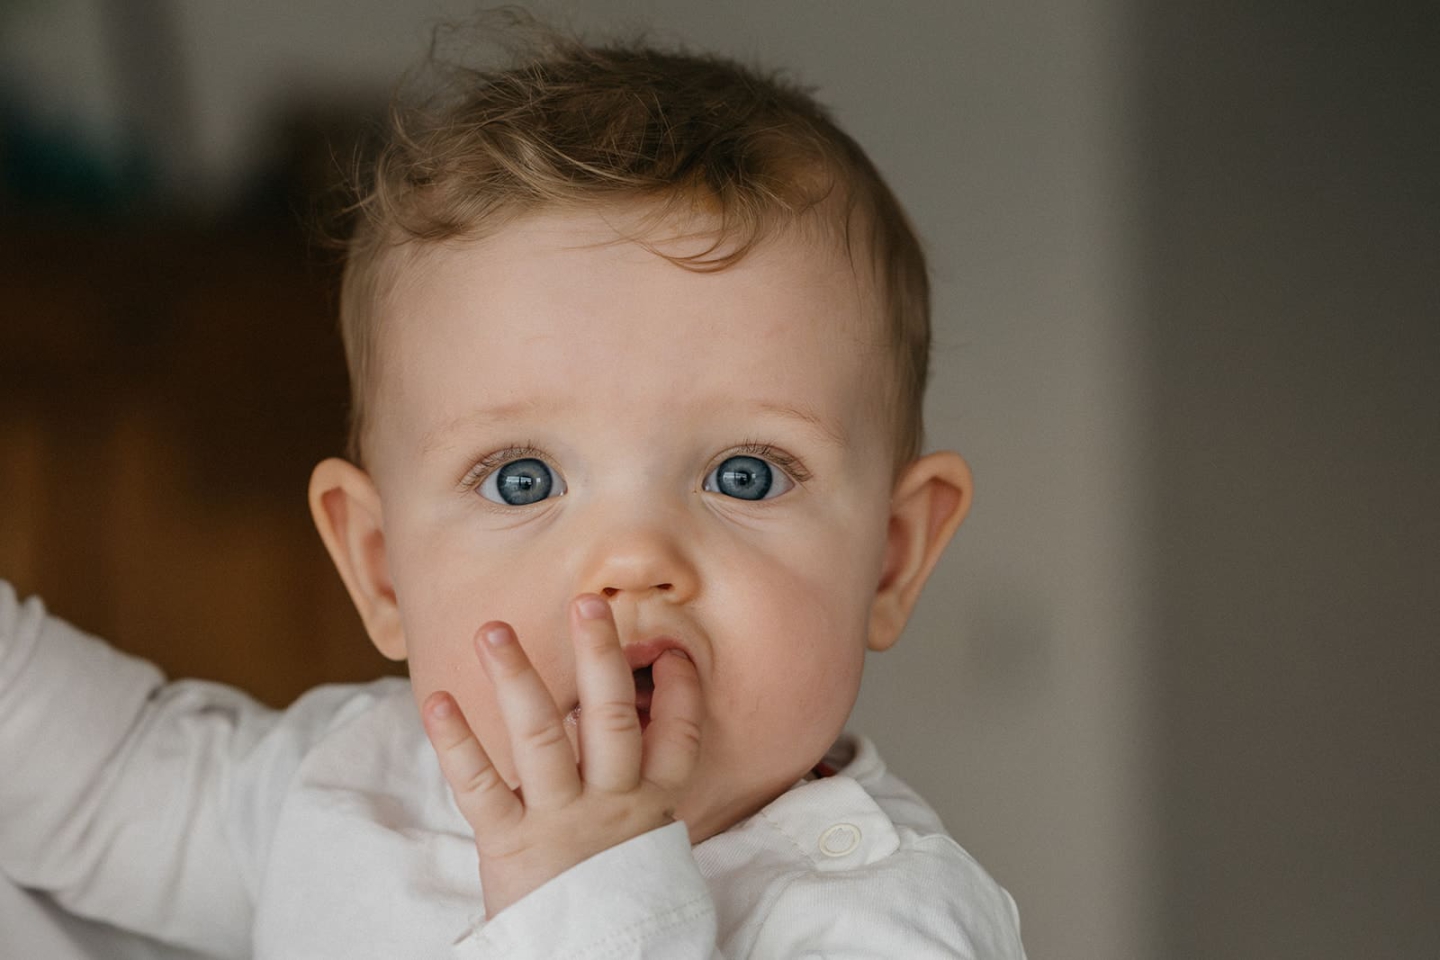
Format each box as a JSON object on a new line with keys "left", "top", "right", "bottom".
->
{"left": 340, "top": 14, "right": 930, "bottom": 470}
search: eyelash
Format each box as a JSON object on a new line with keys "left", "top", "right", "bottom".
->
{"left": 716, "top": 441, "right": 812, "bottom": 485}
{"left": 458, "top": 442, "right": 550, "bottom": 494}
{"left": 456, "top": 441, "right": 812, "bottom": 494}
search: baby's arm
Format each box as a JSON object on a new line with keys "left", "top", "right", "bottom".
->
{"left": 0, "top": 582, "right": 276, "bottom": 957}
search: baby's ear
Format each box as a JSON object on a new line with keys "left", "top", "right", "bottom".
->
{"left": 868, "top": 451, "right": 973, "bottom": 653}
{"left": 309, "top": 457, "right": 406, "bottom": 661}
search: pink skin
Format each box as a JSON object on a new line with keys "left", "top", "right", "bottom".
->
{"left": 335, "top": 206, "right": 919, "bottom": 915}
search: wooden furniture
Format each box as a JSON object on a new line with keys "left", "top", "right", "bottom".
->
{"left": 0, "top": 225, "right": 404, "bottom": 707}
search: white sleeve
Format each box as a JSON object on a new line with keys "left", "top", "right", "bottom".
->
{"left": 454, "top": 821, "right": 721, "bottom": 960}
{"left": 0, "top": 582, "right": 372, "bottom": 959}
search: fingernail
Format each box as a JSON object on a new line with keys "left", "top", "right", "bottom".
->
{"left": 430, "top": 695, "right": 454, "bottom": 720}
{"left": 481, "top": 624, "right": 513, "bottom": 648}
{"left": 577, "top": 595, "right": 609, "bottom": 620}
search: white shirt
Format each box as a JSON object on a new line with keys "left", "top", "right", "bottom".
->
{"left": 0, "top": 583, "right": 1026, "bottom": 958}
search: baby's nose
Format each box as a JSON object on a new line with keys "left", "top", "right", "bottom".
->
{"left": 582, "top": 524, "right": 699, "bottom": 604}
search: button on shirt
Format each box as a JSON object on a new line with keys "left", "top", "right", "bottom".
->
{"left": 0, "top": 584, "right": 1026, "bottom": 959}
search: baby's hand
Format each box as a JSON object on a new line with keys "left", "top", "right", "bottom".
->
{"left": 420, "top": 595, "right": 703, "bottom": 917}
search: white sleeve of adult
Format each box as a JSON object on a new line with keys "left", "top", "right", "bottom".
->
{"left": 0, "top": 582, "right": 365, "bottom": 959}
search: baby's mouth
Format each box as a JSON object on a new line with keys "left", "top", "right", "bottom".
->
{"left": 560, "top": 665, "right": 657, "bottom": 732}
{"left": 625, "top": 636, "right": 690, "bottom": 731}
{"left": 563, "top": 639, "right": 687, "bottom": 735}
{"left": 632, "top": 665, "right": 655, "bottom": 729}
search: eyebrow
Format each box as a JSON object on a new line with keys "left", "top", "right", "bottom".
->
{"left": 750, "top": 400, "right": 848, "bottom": 449}
{"left": 421, "top": 399, "right": 557, "bottom": 455}
{"left": 420, "top": 397, "right": 847, "bottom": 455}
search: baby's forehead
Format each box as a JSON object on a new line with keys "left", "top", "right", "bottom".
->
{"left": 382, "top": 204, "right": 887, "bottom": 342}
{"left": 363, "top": 207, "right": 896, "bottom": 460}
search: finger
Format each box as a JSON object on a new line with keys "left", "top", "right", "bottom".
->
{"left": 476, "top": 621, "right": 583, "bottom": 809}
{"left": 570, "top": 594, "right": 643, "bottom": 791}
{"left": 641, "top": 649, "right": 704, "bottom": 792}
{"left": 420, "top": 690, "right": 522, "bottom": 830}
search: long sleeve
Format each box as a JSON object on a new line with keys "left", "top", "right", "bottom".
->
{"left": 0, "top": 583, "right": 375, "bottom": 959}
{"left": 0, "top": 583, "right": 265, "bottom": 956}
{"left": 455, "top": 821, "right": 720, "bottom": 959}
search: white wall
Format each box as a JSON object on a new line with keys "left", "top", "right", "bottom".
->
{"left": 3, "top": 3, "right": 1153, "bottom": 956}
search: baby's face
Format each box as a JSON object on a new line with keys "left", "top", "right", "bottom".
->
{"left": 365, "top": 208, "right": 897, "bottom": 840}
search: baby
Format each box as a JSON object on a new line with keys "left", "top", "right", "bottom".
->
{"left": 0, "top": 24, "right": 1025, "bottom": 960}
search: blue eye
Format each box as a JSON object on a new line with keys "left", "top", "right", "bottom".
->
{"left": 479, "top": 458, "right": 566, "bottom": 506}
{"left": 704, "top": 455, "right": 793, "bottom": 501}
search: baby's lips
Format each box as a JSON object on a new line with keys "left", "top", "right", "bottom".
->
{"left": 631, "top": 640, "right": 696, "bottom": 723}
{"left": 621, "top": 637, "right": 691, "bottom": 671}
{"left": 561, "top": 641, "right": 690, "bottom": 725}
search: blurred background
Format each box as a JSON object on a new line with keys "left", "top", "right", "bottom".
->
{"left": 2, "top": 2, "right": 1436, "bottom": 958}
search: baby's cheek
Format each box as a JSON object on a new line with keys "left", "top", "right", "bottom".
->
{"left": 767, "top": 541, "right": 872, "bottom": 634}
{"left": 738, "top": 564, "right": 869, "bottom": 709}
